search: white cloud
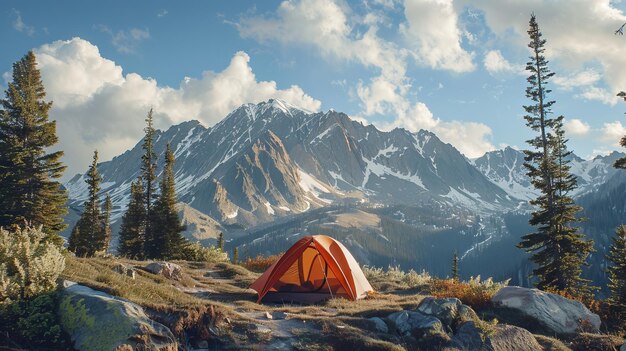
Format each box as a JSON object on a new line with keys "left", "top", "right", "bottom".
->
{"left": 401, "top": 0, "right": 475, "bottom": 73}
{"left": 26, "top": 38, "right": 320, "bottom": 178}
{"left": 553, "top": 69, "right": 602, "bottom": 90}
{"left": 433, "top": 121, "right": 495, "bottom": 158}
{"left": 576, "top": 86, "right": 620, "bottom": 105}
{"left": 12, "top": 9, "right": 35, "bottom": 36}
{"left": 236, "top": 0, "right": 493, "bottom": 158}
{"left": 157, "top": 9, "right": 168, "bottom": 18}
{"left": 462, "top": 0, "right": 626, "bottom": 104}
{"left": 96, "top": 25, "right": 151, "bottom": 53}
{"left": 601, "top": 121, "right": 626, "bottom": 145}
{"left": 483, "top": 50, "right": 522, "bottom": 75}
{"left": 564, "top": 118, "right": 591, "bottom": 136}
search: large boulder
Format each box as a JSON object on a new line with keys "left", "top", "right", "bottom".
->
{"left": 58, "top": 281, "right": 177, "bottom": 351}
{"left": 145, "top": 262, "right": 183, "bottom": 281}
{"left": 621, "top": 342, "right": 626, "bottom": 351}
{"left": 417, "top": 297, "right": 478, "bottom": 332}
{"left": 449, "top": 321, "right": 542, "bottom": 351}
{"left": 387, "top": 310, "right": 449, "bottom": 344}
{"left": 491, "top": 286, "right": 601, "bottom": 336}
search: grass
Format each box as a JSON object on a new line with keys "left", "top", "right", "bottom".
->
{"left": 59, "top": 257, "right": 623, "bottom": 350}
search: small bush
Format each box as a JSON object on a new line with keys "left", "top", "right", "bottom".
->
{"left": 363, "top": 265, "right": 432, "bottom": 288}
{"left": 180, "top": 241, "right": 229, "bottom": 263}
{"left": 0, "top": 226, "right": 65, "bottom": 303}
{"left": 429, "top": 276, "right": 509, "bottom": 310}
{"left": 241, "top": 253, "right": 282, "bottom": 272}
{"left": 0, "top": 291, "right": 72, "bottom": 349}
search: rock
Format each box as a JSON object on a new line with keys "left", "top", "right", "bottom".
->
{"left": 387, "top": 310, "right": 448, "bottom": 344}
{"left": 272, "top": 311, "right": 287, "bottom": 320}
{"left": 369, "top": 317, "right": 389, "bottom": 333}
{"left": 145, "top": 262, "right": 183, "bottom": 281}
{"left": 449, "top": 321, "right": 542, "bottom": 351}
{"left": 264, "top": 311, "right": 287, "bottom": 320}
{"left": 491, "top": 286, "right": 601, "bottom": 336}
{"left": 417, "top": 297, "right": 478, "bottom": 331}
{"left": 622, "top": 343, "right": 626, "bottom": 351}
{"left": 112, "top": 263, "right": 136, "bottom": 279}
{"left": 58, "top": 281, "right": 177, "bottom": 351}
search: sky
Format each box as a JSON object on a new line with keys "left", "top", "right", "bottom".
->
{"left": 2, "top": 0, "right": 626, "bottom": 180}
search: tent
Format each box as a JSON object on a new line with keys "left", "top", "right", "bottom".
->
{"left": 250, "top": 235, "right": 374, "bottom": 303}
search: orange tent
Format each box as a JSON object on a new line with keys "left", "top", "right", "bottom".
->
{"left": 250, "top": 235, "right": 374, "bottom": 303}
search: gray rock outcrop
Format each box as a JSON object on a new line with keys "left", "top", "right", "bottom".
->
{"left": 449, "top": 321, "right": 542, "bottom": 351}
{"left": 145, "top": 262, "right": 183, "bottom": 281}
{"left": 57, "top": 281, "right": 177, "bottom": 351}
{"left": 491, "top": 286, "right": 601, "bottom": 336}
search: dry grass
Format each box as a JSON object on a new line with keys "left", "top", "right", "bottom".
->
{"left": 534, "top": 335, "right": 572, "bottom": 351}
{"left": 241, "top": 253, "right": 282, "bottom": 273}
{"left": 428, "top": 276, "right": 509, "bottom": 310}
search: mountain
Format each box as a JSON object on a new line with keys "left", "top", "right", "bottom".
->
{"left": 65, "top": 99, "right": 519, "bottom": 236}
{"left": 474, "top": 147, "right": 626, "bottom": 199}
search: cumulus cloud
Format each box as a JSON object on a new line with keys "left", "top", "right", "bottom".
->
{"left": 25, "top": 38, "right": 320, "bottom": 178}
{"left": 236, "top": 0, "right": 493, "bottom": 158}
{"left": 553, "top": 69, "right": 601, "bottom": 90}
{"left": 433, "top": 121, "right": 495, "bottom": 158}
{"left": 483, "top": 50, "right": 522, "bottom": 75}
{"left": 601, "top": 121, "right": 626, "bottom": 145}
{"left": 401, "top": 0, "right": 475, "bottom": 73}
{"left": 461, "top": 0, "right": 626, "bottom": 104}
{"left": 564, "top": 118, "right": 591, "bottom": 136}
{"left": 12, "top": 9, "right": 35, "bottom": 36}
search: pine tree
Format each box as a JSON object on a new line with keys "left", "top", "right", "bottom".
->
{"left": 607, "top": 225, "right": 626, "bottom": 329}
{"left": 452, "top": 251, "right": 459, "bottom": 281}
{"left": 99, "top": 193, "right": 112, "bottom": 253}
{"left": 151, "top": 144, "right": 186, "bottom": 259}
{"left": 217, "top": 232, "right": 224, "bottom": 251}
{"left": 616, "top": 138, "right": 626, "bottom": 169}
{"left": 517, "top": 15, "right": 594, "bottom": 297}
{"left": 141, "top": 109, "right": 158, "bottom": 258}
{"left": 118, "top": 179, "right": 146, "bottom": 259}
{"left": 233, "top": 247, "right": 239, "bottom": 264}
{"left": 0, "top": 51, "right": 67, "bottom": 235}
{"left": 68, "top": 151, "right": 102, "bottom": 257}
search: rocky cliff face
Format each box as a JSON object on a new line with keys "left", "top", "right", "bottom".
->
{"left": 65, "top": 99, "right": 518, "bottom": 234}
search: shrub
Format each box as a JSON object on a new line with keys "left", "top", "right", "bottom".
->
{"left": 0, "top": 226, "right": 65, "bottom": 303}
{"left": 429, "top": 276, "right": 509, "bottom": 310}
{"left": 0, "top": 291, "right": 72, "bottom": 348}
{"left": 241, "top": 253, "right": 282, "bottom": 272}
{"left": 363, "top": 265, "right": 432, "bottom": 288}
{"left": 180, "top": 241, "right": 229, "bottom": 263}
{"left": 0, "top": 226, "right": 70, "bottom": 349}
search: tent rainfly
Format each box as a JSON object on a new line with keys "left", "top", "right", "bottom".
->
{"left": 250, "top": 235, "right": 374, "bottom": 303}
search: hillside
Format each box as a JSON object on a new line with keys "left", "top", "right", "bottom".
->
{"left": 57, "top": 256, "right": 624, "bottom": 351}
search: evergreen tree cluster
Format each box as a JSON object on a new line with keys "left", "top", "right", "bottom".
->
{"left": 517, "top": 14, "right": 594, "bottom": 297}
{"left": 0, "top": 51, "right": 67, "bottom": 238}
{"left": 118, "top": 109, "right": 188, "bottom": 260}
{"left": 68, "top": 151, "right": 112, "bottom": 257}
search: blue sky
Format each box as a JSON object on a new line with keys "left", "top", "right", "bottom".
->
{"left": 2, "top": 0, "right": 626, "bottom": 178}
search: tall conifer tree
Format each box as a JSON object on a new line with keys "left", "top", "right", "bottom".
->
{"left": 99, "top": 192, "right": 112, "bottom": 253}
{"left": 141, "top": 109, "right": 158, "bottom": 258}
{"left": 0, "top": 51, "right": 67, "bottom": 235}
{"left": 607, "top": 225, "right": 626, "bottom": 330}
{"left": 151, "top": 144, "right": 186, "bottom": 259}
{"left": 118, "top": 179, "right": 146, "bottom": 259}
{"left": 517, "top": 15, "right": 593, "bottom": 296}
{"left": 69, "top": 151, "right": 102, "bottom": 257}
